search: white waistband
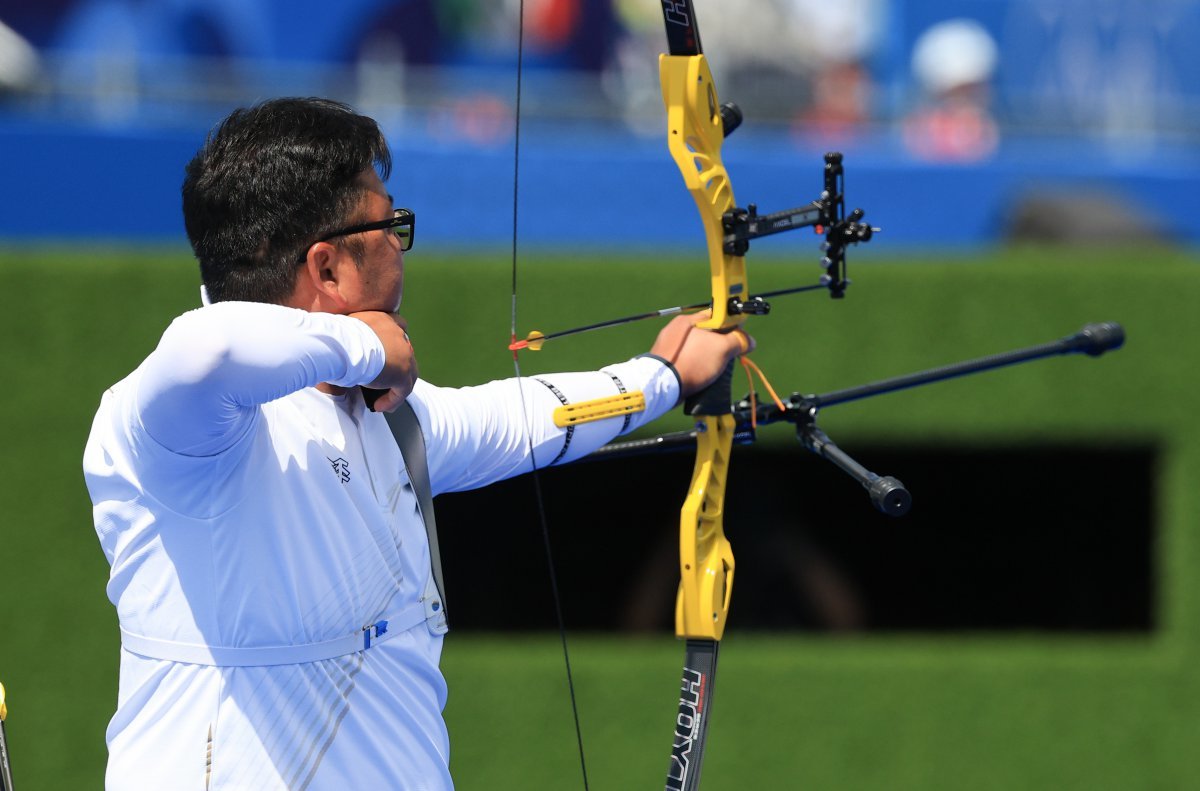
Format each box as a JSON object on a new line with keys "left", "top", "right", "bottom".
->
{"left": 119, "top": 600, "right": 431, "bottom": 667}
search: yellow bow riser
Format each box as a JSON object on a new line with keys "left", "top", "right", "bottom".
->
{"left": 659, "top": 52, "right": 748, "bottom": 333}
{"left": 675, "top": 412, "right": 737, "bottom": 640}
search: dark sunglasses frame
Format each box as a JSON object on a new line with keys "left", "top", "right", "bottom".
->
{"left": 310, "top": 207, "right": 416, "bottom": 254}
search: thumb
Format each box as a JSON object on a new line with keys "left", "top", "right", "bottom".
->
{"left": 369, "top": 387, "right": 406, "bottom": 413}
{"left": 728, "top": 327, "right": 754, "bottom": 356}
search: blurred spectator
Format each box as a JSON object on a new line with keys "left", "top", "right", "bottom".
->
{"left": 526, "top": 0, "right": 621, "bottom": 72}
{"left": 608, "top": 0, "right": 880, "bottom": 138}
{"left": 787, "top": 0, "right": 880, "bottom": 145}
{"left": 0, "top": 18, "right": 41, "bottom": 95}
{"left": 466, "top": 0, "right": 621, "bottom": 72}
{"left": 792, "top": 60, "right": 874, "bottom": 146}
{"left": 903, "top": 18, "right": 1000, "bottom": 162}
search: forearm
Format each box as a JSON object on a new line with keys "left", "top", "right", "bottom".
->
{"left": 410, "top": 355, "right": 681, "bottom": 495}
{"left": 137, "top": 302, "right": 386, "bottom": 454}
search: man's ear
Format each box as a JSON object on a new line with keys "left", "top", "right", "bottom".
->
{"left": 297, "top": 242, "right": 353, "bottom": 310}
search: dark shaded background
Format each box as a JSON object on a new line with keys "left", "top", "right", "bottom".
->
{"left": 438, "top": 443, "right": 1155, "bottom": 633}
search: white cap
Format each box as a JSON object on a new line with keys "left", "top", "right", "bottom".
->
{"left": 912, "top": 19, "right": 998, "bottom": 94}
{"left": 0, "top": 20, "right": 40, "bottom": 91}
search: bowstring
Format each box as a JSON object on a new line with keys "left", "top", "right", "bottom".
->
{"left": 508, "top": 2, "right": 590, "bottom": 787}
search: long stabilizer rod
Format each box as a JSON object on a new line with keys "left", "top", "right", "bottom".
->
{"left": 809, "top": 322, "right": 1124, "bottom": 410}
{"left": 580, "top": 322, "right": 1124, "bottom": 515}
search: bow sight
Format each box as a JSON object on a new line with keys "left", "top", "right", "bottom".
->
{"left": 506, "top": 149, "right": 878, "bottom": 352}
{"left": 708, "top": 99, "right": 877, "bottom": 307}
{"left": 722, "top": 151, "right": 877, "bottom": 307}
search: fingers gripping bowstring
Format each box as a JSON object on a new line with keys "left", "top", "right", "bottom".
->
{"left": 508, "top": 2, "right": 591, "bottom": 788}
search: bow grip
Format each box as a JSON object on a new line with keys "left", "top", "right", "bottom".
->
{"left": 683, "top": 358, "right": 735, "bottom": 418}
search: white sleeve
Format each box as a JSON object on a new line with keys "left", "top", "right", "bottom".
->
{"left": 408, "top": 355, "right": 682, "bottom": 495}
{"left": 135, "top": 302, "right": 386, "bottom": 455}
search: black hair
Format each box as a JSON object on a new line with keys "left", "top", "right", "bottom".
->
{"left": 182, "top": 97, "right": 392, "bottom": 304}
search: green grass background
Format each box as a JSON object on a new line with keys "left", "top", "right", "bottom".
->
{"left": 0, "top": 244, "right": 1195, "bottom": 789}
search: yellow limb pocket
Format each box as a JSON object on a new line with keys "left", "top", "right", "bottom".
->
{"left": 553, "top": 392, "right": 646, "bottom": 428}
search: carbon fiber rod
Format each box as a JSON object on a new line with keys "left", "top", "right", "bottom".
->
{"left": 808, "top": 322, "right": 1124, "bottom": 410}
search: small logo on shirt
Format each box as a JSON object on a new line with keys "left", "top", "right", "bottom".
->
{"left": 328, "top": 457, "right": 351, "bottom": 483}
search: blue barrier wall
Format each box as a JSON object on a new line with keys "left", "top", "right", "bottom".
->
{"left": 2, "top": 116, "right": 1197, "bottom": 249}
{"left": 3, "top": 0, "right": 1199, "bottom": 249}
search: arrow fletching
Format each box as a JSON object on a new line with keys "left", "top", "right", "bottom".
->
{"left": 509, "top": 330, "right": 547, "bottom": 352}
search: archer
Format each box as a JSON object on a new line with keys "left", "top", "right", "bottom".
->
{"left": 82, "top": 97, "right": 748, "bottom": 790}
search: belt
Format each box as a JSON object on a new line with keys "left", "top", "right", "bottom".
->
{"left": 119, "top": 600, "right": 432, "bottom": 667}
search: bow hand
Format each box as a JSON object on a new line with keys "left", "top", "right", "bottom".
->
{"left": 650, "top": 314, "right": 753, "bottom": 400}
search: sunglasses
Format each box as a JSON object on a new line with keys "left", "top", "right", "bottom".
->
{"left": 313, "top": 207, "right": 416, "bottom": 253}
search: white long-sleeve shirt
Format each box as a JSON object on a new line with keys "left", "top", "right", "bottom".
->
{"left": 83, "top": 301, "right": 680, "bottom": 790}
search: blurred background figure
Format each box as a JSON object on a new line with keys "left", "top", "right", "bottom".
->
{"left": 608, "top": 0, "right": 881, "bottom": 141}
{"left": 0, "top": 18, "right": 39, "bottom": 96}
{"left": 902, "top": 18, "right": 1000, "bottom": 162}
{"left": 785, "top": 0, "right": 881, "bottom": 146}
